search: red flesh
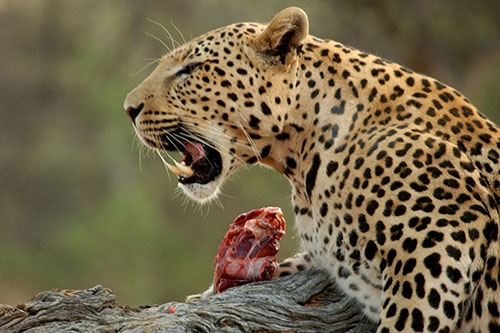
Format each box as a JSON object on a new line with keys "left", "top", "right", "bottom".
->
{"left": 213, "top": 207, "right": 286, "bottom": 293}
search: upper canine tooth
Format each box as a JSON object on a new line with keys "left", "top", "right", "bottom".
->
{"left": 175, "top": 161, "right": 194, "bottom": 177}
{"left": 166, "top": 163, "right": 184, "bottom": 177}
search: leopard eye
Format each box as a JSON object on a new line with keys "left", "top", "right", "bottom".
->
{"left": 175, "top": 62, "right": 202, "bottom": 78}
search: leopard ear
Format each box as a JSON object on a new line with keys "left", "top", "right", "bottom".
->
{"left": 254, "top": 7, "right": 309, "bottom": 65}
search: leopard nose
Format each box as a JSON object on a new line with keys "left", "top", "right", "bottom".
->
{"left": 125, "top": 103, "right": 144, "bottom": 123}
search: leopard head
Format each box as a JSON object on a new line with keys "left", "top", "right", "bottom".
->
{"left": 124, "top": 7, "right": 309, "bottom": 202}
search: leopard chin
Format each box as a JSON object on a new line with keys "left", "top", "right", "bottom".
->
{"left": 178, "top": 177, "right": 223, "bottom": 203}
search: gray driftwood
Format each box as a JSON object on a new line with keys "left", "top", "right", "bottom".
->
{"left": 0, "top": 269, "right": 377, "bottom": 332}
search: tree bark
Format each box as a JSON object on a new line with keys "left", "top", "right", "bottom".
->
{"left": 0, "top": 269, "right": 377, "bottom": 332}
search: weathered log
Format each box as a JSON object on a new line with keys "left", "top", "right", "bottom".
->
{"left": 0, "top": 269, "right": 377, "bottom": 332}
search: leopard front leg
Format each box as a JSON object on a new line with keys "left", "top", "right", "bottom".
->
{"left": 276, "top": 252, "right": 313, "bottom": 277}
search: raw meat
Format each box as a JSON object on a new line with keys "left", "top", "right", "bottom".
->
{"left": 213, "top": 207, "right": 286, "bottom": 293}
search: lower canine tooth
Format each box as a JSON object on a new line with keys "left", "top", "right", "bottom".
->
{"left": 175, "top": 161, "right": 194, "bottom": 177}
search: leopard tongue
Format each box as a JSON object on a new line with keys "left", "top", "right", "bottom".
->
{"left": 182, "top": 142, "right": 205, "bottom": 163}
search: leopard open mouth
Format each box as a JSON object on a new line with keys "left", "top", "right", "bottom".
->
{"left": 157, "top": 133, "right": 222, "bottom": 185}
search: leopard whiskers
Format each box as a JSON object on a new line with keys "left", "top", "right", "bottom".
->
{"left": 147, "top": 18, "right": 181, "bottom": 50}
{"left": 233, "top": 117, "right": 261, "bottom": 163}
{"left": 210, "top": 192, "right": 225, "bottom": 210}
{"left": 174, "top": 130, "right": 211, "bottom": 156}
{"left": 218, "top": 105, "right": 262, "bottom": 161}
{"left": 131, "top": 128, "right": 155, "bottom": 171}
{"left": 154, "top": 131, "right": 186, "bottom": 167}
{"left": 185, "top": 121, "right": 244, "bottom": 147}
{"left": 145, "top": 31, "right": 171, "bottom": 52}
{"left": 175, "top": 127, "right": 241, "bottom": 166}
{"left": 178, "top": 113, "right": 259, "bottom": 153}
{"left": 174, "top": 109, "right": 260, "bottom": 168}
{"left": 179, "top": 122, "right": 246, "bottom": 165}
{"left": 142, "top": 108, "right": 260, "bottom": 168}
{"left": 156, "top": 150, "right": 173, "bottom": 181}
{"left": 157, "top": 131, "right": 184, "bottom": 155}
{"left": 173, "top": 130, "right": 219, "bottom": 167}
{"left": 170, "top": 17, "right": 187, "bottom": 44}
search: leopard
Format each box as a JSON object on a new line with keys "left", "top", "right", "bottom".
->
{"left": 124, "top": 7, "right": 500, "bottom": 332}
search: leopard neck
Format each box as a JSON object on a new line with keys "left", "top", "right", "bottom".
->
{"left": 261, "top": 39, "right": 361, "bottom": 189}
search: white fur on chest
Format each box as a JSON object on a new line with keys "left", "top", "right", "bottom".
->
{"left": 295, "top": 213, "right": 382, "bottom": 321}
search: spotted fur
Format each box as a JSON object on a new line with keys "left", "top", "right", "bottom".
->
{"left": 125, "top": 7, "right": 500, "bottom": 332}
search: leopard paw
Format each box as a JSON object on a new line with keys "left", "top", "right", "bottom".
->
{"left": 276, "top": 252, "right": 313, "bottom": 277}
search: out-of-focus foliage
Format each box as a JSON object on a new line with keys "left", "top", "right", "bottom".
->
{"left": 0, "top": 0, "right": 499, "bottom": 306}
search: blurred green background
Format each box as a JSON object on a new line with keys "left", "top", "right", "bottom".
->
{"left": 1, "top": 0, "right": 499, "bottom": 306}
